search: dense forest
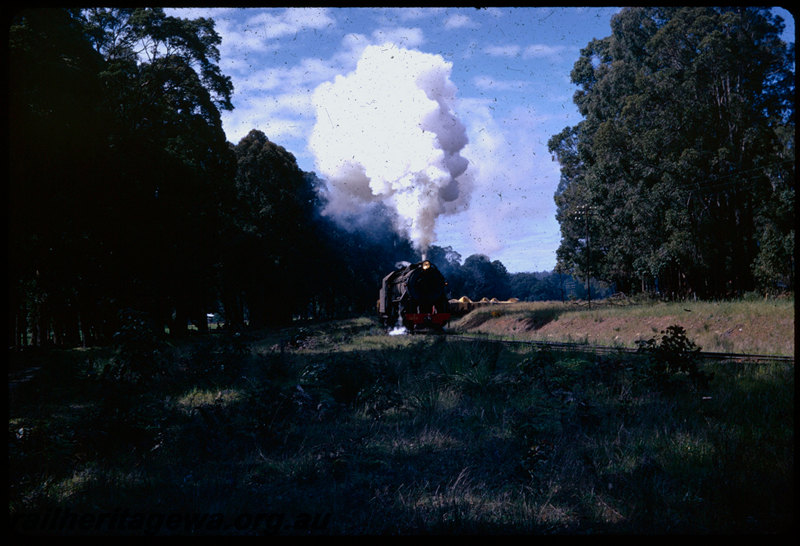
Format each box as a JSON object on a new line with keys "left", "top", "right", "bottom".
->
{"left": 549, "top": 7, "right": 795, "bottom": 299}
{"left": 8, "top": 8, "right": 794, "bottom": 348}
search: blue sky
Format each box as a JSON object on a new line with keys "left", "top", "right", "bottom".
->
{"left": 166, "top": 7, "right": 794, "bottom": 273}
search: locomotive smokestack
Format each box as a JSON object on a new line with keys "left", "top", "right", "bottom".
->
{"left": 310, "top": 43, "right": 474, "bottom": 255}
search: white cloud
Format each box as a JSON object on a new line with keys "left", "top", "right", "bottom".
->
{"left": 473, "top": 75, "right": 530, "bottom": 92}
{"left": 370, "top": 26, "right": 425, "bottom": 49}
{"left": 381, "top": 7, "right": 446, "bottom": 23}
{"left": 165, "top": 7, "right": 235, "bottom": 20}
{"left": 216, "top": 20, "right": 277, "bottom": 58}
{"left": 523, "top": 44, "right": 572, "bottom": 59}
{"left": 244, "top": 8, "right": 336, "bottom": 41}
{"left": 444, "top": 13, "right": 478, "bottom": 30}
{"left": 484, "top": 44, "right": 521, "bottom": 57}
{"left": 224, "top": 93, "right": 312, "bottom": 146}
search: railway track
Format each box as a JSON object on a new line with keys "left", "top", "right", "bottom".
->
{"left": 447, "top": 333, "right": 794, "bottom": 364}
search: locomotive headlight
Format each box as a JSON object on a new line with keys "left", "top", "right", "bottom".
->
{"left": 422, "top": 260, "right": 431, "bottom": 270}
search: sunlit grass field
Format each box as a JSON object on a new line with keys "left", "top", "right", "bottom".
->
{"left": 9, "top": 305, "right": 795, "bottom": 535}
{"left": 452, "top": 297, "right": 794, "bottom": 356}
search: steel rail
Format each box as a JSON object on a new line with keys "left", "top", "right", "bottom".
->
{"left": 446, "top": 333, "right": 794, "bottom": 364}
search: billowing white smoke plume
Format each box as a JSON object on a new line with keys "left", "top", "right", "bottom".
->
{"left": 309, "top": 43, "right": 473, "bottom": 256}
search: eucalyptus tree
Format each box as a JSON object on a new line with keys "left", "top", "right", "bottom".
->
{"left": 80, "top": 8, "right": 237, "bottom": 335}
{"left": 9, "top": 8, "right": 109, "bottom": 345}
{"left": 460, "top": 254, "right": 512, "bottom": 301}
{"left": 9, "top": 8, "right": 237, "bottom": 345}
{"left": 550, "top": 7, "right": 794, "bottom": 298}
{"left": 229, "top": 130, "right": 322, "bottom": 327}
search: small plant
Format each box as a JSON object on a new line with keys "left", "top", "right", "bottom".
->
{"left": 357, "top": 382, "right": 405, "bottom": 419}
{"left": 102, "top": 308, "right": 167, "bottom": 386}
{"left": 636, "top": 324, "right": 713, "bottom": 389}
{"left": 80, "top": 310, "right": 171, "bottom": 460}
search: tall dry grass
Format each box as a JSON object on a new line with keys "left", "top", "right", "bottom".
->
{"left": 452, "top": 296, "right": 794, "bottom": 356}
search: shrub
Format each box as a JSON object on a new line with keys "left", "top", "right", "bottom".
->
{"left": 102, "top": 308, "right": 167, "bottom": 386}
{"left": 636, "top": 325, "right": 713, "bottom": 389}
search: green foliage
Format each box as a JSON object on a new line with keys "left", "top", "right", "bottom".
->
{"left": 636, "top": 324, "right": 713, "bottom": 389}
{"left": 229, "top": 130, "right": 321, "bottom": 327}
{"left": 103, "top": 309, "right": 167, "bottom": 386}
{"left": 301, "top": 353, "right": 400, "bottom": 410}
{"left": 550, "top": 7, "right": 795, "bottom": 298}
{"left": 458, "top": 254, "right": 512, "bottom": 300}
{"left": 9, "top": 8, "right": 237, "bottom": 345}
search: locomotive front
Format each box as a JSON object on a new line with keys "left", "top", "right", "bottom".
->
{"left": 378, "top": 260, "right": 451, "bottom": 332}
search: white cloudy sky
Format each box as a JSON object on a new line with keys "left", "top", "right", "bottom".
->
{"left": 166, "top": 7, "right": 794, "bottom": 273}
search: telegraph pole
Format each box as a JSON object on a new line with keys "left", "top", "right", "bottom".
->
{"left": 555, "top": 261, "right": 565, "bottom": 303}
{"left": 573, "top": 204, "right": 594, "bottom": 309}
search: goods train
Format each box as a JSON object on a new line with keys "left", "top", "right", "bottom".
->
{"left": 378, "top": 260, "right": 451, "bottom": 332}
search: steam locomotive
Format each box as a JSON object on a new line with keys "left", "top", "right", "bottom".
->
{"left": 378, "top": 260, "right": 451, "bottom": 332}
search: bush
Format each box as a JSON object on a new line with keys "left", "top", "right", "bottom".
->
{"left": 636, "top": 324, "right": 713, "bottom": 389}
{"left": 102, "top": 308, "right": 167, "bottom": 386}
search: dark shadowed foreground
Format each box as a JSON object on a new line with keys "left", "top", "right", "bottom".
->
{"left": 9, "top": 315, "right": 794, "bottom": 535}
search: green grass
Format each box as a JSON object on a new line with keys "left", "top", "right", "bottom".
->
{"left": 8, "top": 315, "right": 795, "bottom": 535}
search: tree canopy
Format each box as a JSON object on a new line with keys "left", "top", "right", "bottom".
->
{"left": 549, "top": 7, "right": 794, "bottom": 298}
{"left": 9, "top": 8, "right": 238, "bottom": 344}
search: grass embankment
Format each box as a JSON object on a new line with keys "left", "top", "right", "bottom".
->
{"left": 452, "top": 297, "right": 794, "bottom": 356}
{"left": 8, "top": 308, "right": 795, "bottom": 535}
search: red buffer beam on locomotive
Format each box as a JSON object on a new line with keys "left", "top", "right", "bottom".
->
{"left": 378, "top": 260, "right": 451, "bottom": 332}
